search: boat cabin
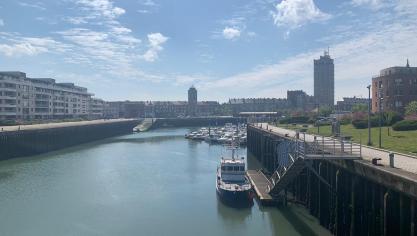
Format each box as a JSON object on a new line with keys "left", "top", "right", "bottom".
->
{"left": 219, "top": 158, "right": 246, "bottom": 183}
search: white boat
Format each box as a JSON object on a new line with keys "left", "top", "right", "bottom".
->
{"left": 216, "top": 144, "right": 253, "bottom": 206}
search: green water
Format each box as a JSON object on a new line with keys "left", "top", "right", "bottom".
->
{"left": 0, "top": 128, "right": 330, "bottom": 236}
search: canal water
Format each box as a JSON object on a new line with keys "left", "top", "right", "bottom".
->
{"left": 0, "top": 128, "right": 330, "bottom": 236}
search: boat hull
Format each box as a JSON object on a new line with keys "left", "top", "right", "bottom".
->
{"left": 216, "top": 186, "right": 253, "bottom": 206}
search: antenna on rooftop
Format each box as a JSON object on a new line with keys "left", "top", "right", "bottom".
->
{"left": 324, "top": 46, "right": 330, "bottom": 56}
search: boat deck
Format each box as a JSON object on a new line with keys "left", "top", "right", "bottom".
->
{"left": 246, "top": 170, "right": 274, "bottom": 205}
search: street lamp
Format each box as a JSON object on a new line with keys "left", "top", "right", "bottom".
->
{"left": 378, "top": 88, "right": 383, "bottom": 148}
{"left": 367, "top": 85, "right": 372, "bottom": 146}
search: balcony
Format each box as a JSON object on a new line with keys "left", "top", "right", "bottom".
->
{"left": 1, "top": 103, "right": 17, "bottom": 107}
{"left": 0, "top": 87, "right": 17, "bottom": 92}
{"left": 0, "top": 112, "right": 17, "bottom": 116}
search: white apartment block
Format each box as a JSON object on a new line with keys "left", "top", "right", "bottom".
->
{"left": 0, "top": 71, "right": 103, "bottom": 121}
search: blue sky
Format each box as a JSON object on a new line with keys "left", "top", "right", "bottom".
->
{"left": 0, "top": 0, "right": 416, "bottom": 102}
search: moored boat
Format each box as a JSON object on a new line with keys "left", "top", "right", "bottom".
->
{"left": 216, "top": 145, "right": 253, "bottom": 206}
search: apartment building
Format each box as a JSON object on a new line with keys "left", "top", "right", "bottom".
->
{"left": 335, "top": 97, "right": 370, "bottom": 112}
{"left": 0, "top": 71, "right": 103, "bottom": 121}
{"left": 226, "top": 98, "right": 289, "bottom": 115}
{"left": 372, "top": 60, "right": 417, "bottom": 113}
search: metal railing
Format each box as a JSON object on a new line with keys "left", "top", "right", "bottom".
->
{"left": 304, "top": 135, "right": 362, "bottom": 158}
{"left": 269, "top": 153, "right": 296, "bottom": 187}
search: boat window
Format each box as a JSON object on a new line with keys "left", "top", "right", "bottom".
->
{"left": 233, "top": 166, "right": 239, "bottom": 171}
{"left": 227, "top": 166, "right": 233, "bottom": 171}
{"left": 221, "top": 166, "right": 226, "bottom": 171}
{"left": 239, "top": 166, "right": 244, "bottom": 171}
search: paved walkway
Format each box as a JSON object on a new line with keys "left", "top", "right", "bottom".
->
{"left": 257, "top": 123, "right": 417, "bottom": 175}
{"left": 0, "top": 119, "right": 136, "bottom": 132}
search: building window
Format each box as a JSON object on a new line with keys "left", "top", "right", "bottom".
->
{"left": 395, "top": 79, "right": 403, "bottom": 85}
{"left": 395, "top": 101, "right": 403, "bottom": 107}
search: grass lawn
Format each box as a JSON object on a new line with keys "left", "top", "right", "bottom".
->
{"left": 276, "top": 123, "right": 417, "bottom": 155}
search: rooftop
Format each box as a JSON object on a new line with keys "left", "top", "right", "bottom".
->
{"left": 377, "top": 60, "right": 417, "bottom": 77}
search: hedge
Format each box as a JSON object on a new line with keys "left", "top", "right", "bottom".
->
{"left": 352, "top": 117, "right": 379, "bottom": 129}
{"left": 392, "top": 120, "right": 417, "bottom": 131}
{"left": 279, "top": 116, "right": 310, "bottom": 124}
{"left": 352, "top": 112, "right": 403, "bottom": 129}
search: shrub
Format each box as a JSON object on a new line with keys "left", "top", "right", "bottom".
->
{"left": 351, "top": 116, "right": 379, "bottom": 129}
{"left": 352, "top": 119, "right": 368, "bottom": 129}
{"left": 340, "top": 115, "right": 352, "bottom": 125}
{"left": 405, "top": 101, "right": 417, "bottom": 116}
{"left": 383, "top": 111, "right": 403, "bottom": 126}
{"left": 392, "top": 120, "right": 417, "bottom": 131}
{"left": 279, "top": 116, "right": 310, "bottom": 124}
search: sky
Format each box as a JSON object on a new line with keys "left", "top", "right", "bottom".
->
{"left": 0, "top": 0, "right": 416, "bottom": 102}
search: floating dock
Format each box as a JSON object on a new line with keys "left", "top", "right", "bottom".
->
{"left": 246, "top": 170, "right": 274, "bottom": 205}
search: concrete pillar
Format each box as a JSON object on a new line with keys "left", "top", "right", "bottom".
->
{"left": 411, "top": 199, "right": 415, "bottom": 236}
{"left": 370, "top": 183, "right": 377, "bottom": 236}
{"left": 350, "top": 176, "right": 357, "bottom": 236}
{"left": 384, "top": 191, "right": 391, "bottom": 236}
{"left": 399, "top": 195, "right": 410, "bottom": 236}
{"left": 335, "top": 170, "right": 344, "bottom": 236}
{"left": 318, "top": 162, "right": 323, "bottom": 222}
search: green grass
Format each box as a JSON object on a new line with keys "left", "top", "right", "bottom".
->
{"left": 275, "top": 123, "right": 417, "bottom": 155}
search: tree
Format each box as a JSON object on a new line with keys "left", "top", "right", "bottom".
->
{"left": 319, "top": 106, "right": 333, "bottom": 117}
{"left": 352, "top": 104, "right": 367, "bottom": 112}
{"left": 405, "top": 101, "right": 417, "bottom": 116}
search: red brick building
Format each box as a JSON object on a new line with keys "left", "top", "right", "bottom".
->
{"left": 372, "top": 60, "right": 417, "bottom": 113}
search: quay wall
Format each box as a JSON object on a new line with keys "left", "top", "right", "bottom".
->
{"left": 247, "top": 125, "right": 417, "bottom": 236}
{"left": 0, "top": 120, "right": 140, "bottom": 160}
{"left": 150, "top": 117, "right": 246, "bottom": 129}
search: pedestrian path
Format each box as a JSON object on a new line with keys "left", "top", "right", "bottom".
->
{"left": 258, "top": 123, "right": 417, "bottom": 175}
{"left": 0, "top": 119, "right": 136, "bottom": 132}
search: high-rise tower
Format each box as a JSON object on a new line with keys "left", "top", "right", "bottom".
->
{"left": 187, "top": 86, "right": 197, "bottom": 116}
{"left": 314, "top": 50, "right": 334, "bottom": 108}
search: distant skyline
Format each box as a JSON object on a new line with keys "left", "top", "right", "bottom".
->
{"left": 0, "top": 0, "right": 416, "bottom": 102}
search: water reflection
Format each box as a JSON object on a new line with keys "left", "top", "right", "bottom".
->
{"left": 216, "top": 194, "right": 252, "bottom": 225}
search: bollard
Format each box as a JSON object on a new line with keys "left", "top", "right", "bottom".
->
{"left": 389, "top": 153, "right": 394, "bottom": 168}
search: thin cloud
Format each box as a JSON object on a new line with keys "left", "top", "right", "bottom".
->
{"left": 351, "top": 0, "right": 384, "bottom": 9}
{"left": 222, "top": 27, "right": 241, "bottom": 40}
{"left": 18, "top": 1, "right": 46, "bottom": 11}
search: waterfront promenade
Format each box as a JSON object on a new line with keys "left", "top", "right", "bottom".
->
{"left": 258, "top": 123, "right": 417, "bottom": 176}
{"left": 0, "top": 119, "right": 137, "bottom": 132}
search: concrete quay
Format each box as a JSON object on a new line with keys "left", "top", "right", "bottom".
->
{"left": 0, "top": 119, "right": 141, "bottom": 160}
{"left": 247, "top": 123, "right": 417, "bottom": 236}
{"left": 259, "top": 123, "right": 417, "bottom": 176}
{"left": 0, "top": 119, "right": 138, "bottom": 132}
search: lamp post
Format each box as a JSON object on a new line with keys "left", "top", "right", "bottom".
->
{"left": 367, "top": 85, "right": 372, "bottom": 146}
{"left": 378, "top": 88, "right": 383, "bottom": 148}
